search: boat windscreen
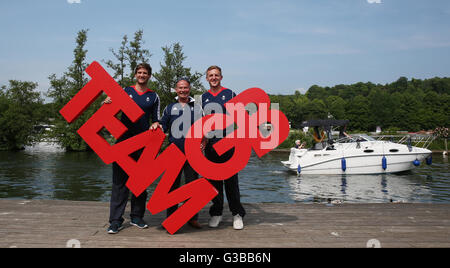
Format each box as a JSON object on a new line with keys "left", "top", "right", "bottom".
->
{"left": 357, "top": 135, "right": 376, "bottom": 141}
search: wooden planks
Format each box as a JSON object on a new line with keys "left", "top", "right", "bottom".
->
{"left": 0, "top": 199, "right": 449, "bottom": 248}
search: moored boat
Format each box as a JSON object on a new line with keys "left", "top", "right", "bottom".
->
{"left": 281, "top": 120, "right": 433, "bottom": 175}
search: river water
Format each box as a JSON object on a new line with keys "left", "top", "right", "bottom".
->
{"left": 0, "top": 142, "right": 449, "bottom": 203}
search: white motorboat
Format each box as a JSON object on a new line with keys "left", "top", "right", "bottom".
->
{"left": 281, "top": 120, "right": 433, "bottom": 175}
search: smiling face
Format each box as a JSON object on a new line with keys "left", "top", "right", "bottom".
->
{"left": 134, "top": 67, "right": 151, "bottom": 85}
{"left": 175, "top": 80, "right": 191, "bottom": 102}
{"left": 206, "top": 68, "right": 223, "bottom": 90}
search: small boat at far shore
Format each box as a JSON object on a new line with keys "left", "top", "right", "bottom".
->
{"left": 281, "top": 120, "right": 433, "bottom": 175}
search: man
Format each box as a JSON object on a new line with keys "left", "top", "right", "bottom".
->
{"left": 151, "top": 77, "right": 204, "bottom": 229}
{"left": 201, "top": 65, "right": 245, "bottom": 230}
{"left": 103, "top": 63, "right": 160, "bottom": 234}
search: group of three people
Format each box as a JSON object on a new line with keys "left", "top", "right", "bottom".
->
{"left": 104, "top": 63, "right": 246, "bottom": 234}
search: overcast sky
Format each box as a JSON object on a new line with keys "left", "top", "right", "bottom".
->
{"left": 1, "top": 0, "right": 450, "bottom": 98}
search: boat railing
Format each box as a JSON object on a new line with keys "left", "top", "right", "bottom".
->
{"left": 375, "top": 134, "right": 435, "bottom": 149}
{"left": 322, "top": 134, "right": 435, "bottom": 150}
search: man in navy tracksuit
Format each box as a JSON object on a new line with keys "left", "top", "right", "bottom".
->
{"left": 103, "top": 63, "right": 160, "bottom": 234}
{"left": 201, "top": 65, "right": 245, "bottom": 230}
{"left": 151, "top": 77, "right": 204, "bottom": 229}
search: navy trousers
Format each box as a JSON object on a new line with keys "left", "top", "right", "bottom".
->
{"left": 205, "top": 143, "right": 246, "bottom": 218}
{"left": 109, "top": 148, "right": 147, "bottom": 224}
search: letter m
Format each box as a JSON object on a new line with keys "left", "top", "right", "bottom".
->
{"left": 121, "top": 130, "right": 218, "bottom": 235}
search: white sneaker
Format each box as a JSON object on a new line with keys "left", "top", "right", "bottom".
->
{"left": 208, "top": 216, "right": 222, "bottom": 228}
{"left": 233, "top": 215, "right": 244, "bottom": 230}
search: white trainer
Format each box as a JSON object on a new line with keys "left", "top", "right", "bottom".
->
{"left": 233, "top": 215, "right": 244, "bottom": 230}
{"left": 208, "top": 216, "right": 222, "bottom": 228}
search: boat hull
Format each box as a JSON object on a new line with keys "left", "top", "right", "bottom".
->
{"left": 281, "top": 144, "right": 432, "bottom": 175}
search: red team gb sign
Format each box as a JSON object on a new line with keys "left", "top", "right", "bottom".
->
{"left": 60, "top": 61, "right": 290, "bottom": 234}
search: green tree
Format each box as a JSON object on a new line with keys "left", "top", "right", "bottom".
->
{"left": 0, "top": 81, "right": 43, "bottom": 150}
{"left": 422, "top": 91, "right": 448, "bottom": 129}
{"left": 391, "top": 76, "right": 408, "bottom": 93}
{"left": 271, "top": 76, "right": 449, "bottom": 132}
{"left": 270, "top": 94, "right": 307, "bottom": 128}
{"left": 47, "top": 29, "right": 98, "bottom": 151}
{"left": 325, "top": 95, "right": 346, "bottom": 120}
{"left": 403, "top": 93, "right": 422, "bottom": 131}
{"left": 152, "top": 42, "right": 204, "bottom": 109}
{"left": 290, "top": 94, "right": 309, "bottom": 127}
{"left": 336, "top": 84, "right": 358, "bottom": 100}
{"left": 126, "top": 30, "right": 152, "bottom": 82}
{"left": 104, "top": 30, "right": 152, "bottom": 88}
{"left": 367, "top": 88, "right": 392, "bottom": 130}
{"left": 304, "top": 99, "right": 327, "bottom": 120}
{"left": 0, "top": 89, "right": 7, "bottom": 115}
{"left": 429, "top": 77, "right": 450, "bottom": 95}
{"left": 306, "top": 85, "right": 327, "bottom": 100}
{"left": 346, "top": 95, "right": 370, "bottom": 131}
{"left": 104, "top": 34, "right": 129, "bottom": 87}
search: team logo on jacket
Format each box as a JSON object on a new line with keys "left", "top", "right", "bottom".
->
{"left": 222, "top": 95, "right": 226, "bottom": 101}
{"left": 146, "top": 97, "right": 150, "bottom": 102}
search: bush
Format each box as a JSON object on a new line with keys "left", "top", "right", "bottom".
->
{"left": 0, "top": 81, "right": 44, "bottom": 150}
{"left": 277, "top": 129, "right": 314, "bottom": 149}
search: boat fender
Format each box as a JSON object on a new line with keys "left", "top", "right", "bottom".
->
{"left": 297, "top": 165, "right": 301, "bottom": 175}
{"left": 382, "top": 156, "right": 387, "bottom": 170}
{"left": 426, "top": 156, "right": 432, "bottom": 165}
{"left": 341, "top": 157, "right": 346, "bottom": 172}
{"left": 413, "top": 159, "right": 420, "bottom": 167}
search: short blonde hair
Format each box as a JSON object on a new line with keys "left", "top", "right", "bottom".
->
{"left": 206, "top": 65, "right": 222, "bottom": 76}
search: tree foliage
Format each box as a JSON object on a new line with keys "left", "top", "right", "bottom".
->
{"left": 0, "top": 81, "right": 44, "bottom": 150}
{"left": 104, "top": 30, "right": 152, "bottom": 88}
{"left": 152, "top": 42, "right": 204, "bottom": 109}
{"left": 45, "top": 30, "right": 205, "bottom": 151}
{"left": 47, "top": 29, "right": 97, "bottom": 151}
{"left": 271, "top": 76, "right": 450, "bottom": 132}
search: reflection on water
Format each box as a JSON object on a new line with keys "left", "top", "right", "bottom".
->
{"left": 239, "top": 152, "right": 449, "bottom": 204}
{"left": 0, "top": 147, "right": 112, "bottom": 201}
{"left": 285, "top": 174, "right": 430, "bottom": 203}
{"left": 0, "top": 144, "right": 449, "bottom": 203}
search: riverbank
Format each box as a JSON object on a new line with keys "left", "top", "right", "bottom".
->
{"left": 1, "top": 199, "right": 449, "bottom": 248}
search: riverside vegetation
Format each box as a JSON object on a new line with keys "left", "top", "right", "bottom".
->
{"left": 0, "top": 30, "right": 448, "bottom": 151}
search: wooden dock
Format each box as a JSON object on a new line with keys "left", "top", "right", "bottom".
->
{"left": 0, "top": 199, "right": 449, "bottom": 248}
